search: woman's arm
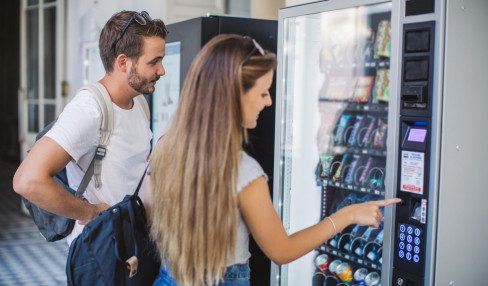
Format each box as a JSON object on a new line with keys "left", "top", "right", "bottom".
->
{"left": 238, "top": 176, "right": 400, "bottom": 265}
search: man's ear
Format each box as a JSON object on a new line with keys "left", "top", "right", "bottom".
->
{"left": 114, "top": 54, "right": 129, "bottom": 72}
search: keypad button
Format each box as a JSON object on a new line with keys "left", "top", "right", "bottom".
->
{"left": 414, "top": 237, "right": 421, "bottom": 245}
{"left": 399, "top": 242, "right": 405, "bottom": 250}
{"left": 407, "top": 226, "right": 413, "bottom": 234}
{"left": 399, "top": 250, "right": 405, "bottom": 258}
{"left": 406, "top": 252, "right": 412, "bottom": 261}
{"left": 400, "top": 225, "right": 406, "bottom": 232}
{"left": 415, "top": 228, "right": 421, "bottom": 236}
{"left": 400, "top": 233, "right": 406, "bottom": 241}
{"left": 414, "top": 254, "right": 420, "bottom": 263}
{"left": 406, "top": 244, "right": 412, "bottom": 252}
{"left": 414, "top": 246, "right": 420, "bottom": 254}
{"left": 407, "top": 235, "right": 413, "bottom": 243}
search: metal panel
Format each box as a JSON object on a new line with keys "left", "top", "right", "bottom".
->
{"left": 436, "top": 0, "right": 488, "bottom": 285}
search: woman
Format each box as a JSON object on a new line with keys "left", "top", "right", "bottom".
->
{"left": 146, "top": 34, "right": 400, "bottom": 286}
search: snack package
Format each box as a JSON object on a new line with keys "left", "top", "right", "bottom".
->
{"left": 358, "top": 156, "right": 374, "bottom": 185}
{"left": 320, "top": 154, "right": 335, "bottom": 178}
{"left": 372, "top": 69, "right": 390, "bottom": 103}
{"left": 352, "top": 76, "right": 375, "bottom": 103}
{"left": 334, "top": 114, "right": 353, "bottom": 145}
{"left": 374, "top": 20, "right": 391, "bottom": 59}
{"left": 333, "top": 153, "right": 351, "bottom": 182}
{"left": 372, "top": 117, "right": 388, "bottom": 148}
{"left": 348, "top": 115, "right": 365, "bottom": 146}
{"left": 345, "top": 154, "right": 362, "bottom": 185}
{"left": 360, "top": 116, "right": 377, "bottom": 147}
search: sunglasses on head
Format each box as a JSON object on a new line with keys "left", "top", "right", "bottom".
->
{"left": 111, "top": 11, "right": 157, "bottom": 56}
{"left": 242, "top": 36, "right": 266, "bottom": 63}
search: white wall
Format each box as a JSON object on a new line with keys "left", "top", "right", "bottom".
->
{"left": 66, "top": 0, "right": 168, "bottom": 99}
{"left": 286, "top": 0, "right": 317, "bottom": 7}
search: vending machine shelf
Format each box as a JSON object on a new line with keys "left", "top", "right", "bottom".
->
{"left": 320, "top": 180, "right": 385, "bottom": 196}
{"left": 344, "top": 103, "right": 389, "bottom": 113}
{"left": 319, "top": 245, "right": 382, "bottom": 270}
{"left": 321, "top": 59, "right": 390, "bottom": 72}
{"left": 333, "top": 146, "right": 387, "bottom": 157}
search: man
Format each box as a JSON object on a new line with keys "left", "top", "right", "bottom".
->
{"left": 13, "top": 10, "right": 168, "bottom": 245}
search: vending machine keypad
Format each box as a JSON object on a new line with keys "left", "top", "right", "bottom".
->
{"left": 397, "top": 223, "right": 422, "bottom": 264}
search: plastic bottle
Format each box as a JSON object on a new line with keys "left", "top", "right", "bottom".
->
{"left": 364, "top": 271, "right": 380, "bottom": 286}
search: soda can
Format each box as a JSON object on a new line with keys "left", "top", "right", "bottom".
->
{"left": 336, "top": 262, "right": 353, "bottom": 282}
{"left": 328, "top": 259, "right": 342, "bottom": 275}
{"left": 354, "top": 267, "right": 369, "bottom": 285}
{"left": 314, "top": 253, "right": 330, "bottom": 272}
{"left": 365, "top": 271, "right": 380, "bottom": 286}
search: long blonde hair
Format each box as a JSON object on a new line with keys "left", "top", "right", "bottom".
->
{"left": 150, "top": 34, "right": 276, "bottom": 285}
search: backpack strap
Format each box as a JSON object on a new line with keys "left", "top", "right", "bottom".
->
{"left": 80, "top": 82, "right": 114, "bottom": 189}
{"left": 75, "top": 84, "right": 148, "bottom": 194}
{"left": 134, "top": 95, "right": 150, "bottom": 121}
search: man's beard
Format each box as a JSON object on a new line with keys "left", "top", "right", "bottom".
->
{"left": 128, "top": 66, "right": 159, "bottom": 94}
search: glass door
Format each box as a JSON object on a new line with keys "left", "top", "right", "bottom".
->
{"left": 274, "top": 2, "right": 392, "bottom": 285}
{"left": 19, "top": 0, "right": 65, "bottom": 157}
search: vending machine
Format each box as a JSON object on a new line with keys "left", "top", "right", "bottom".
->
{"left": 271, "top": 0, "right": 488, "bottom": 285}
{"left": 149, "top": 15, "right": 277, "bottom": 285}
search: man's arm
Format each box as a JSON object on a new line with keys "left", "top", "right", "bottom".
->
{"left": 13, "top": 136, "right": 107, "bottom": 222}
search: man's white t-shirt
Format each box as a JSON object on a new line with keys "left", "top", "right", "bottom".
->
{"left": 46, "top": 88, "right": 152, "bottom": 245}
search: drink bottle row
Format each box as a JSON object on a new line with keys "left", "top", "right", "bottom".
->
{"left": 312, "top": 253, "right": 381, "bottom": 286}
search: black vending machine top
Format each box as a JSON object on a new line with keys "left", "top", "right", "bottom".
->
{"left": 149, "top": 15, "right": 277, "bottom": 286}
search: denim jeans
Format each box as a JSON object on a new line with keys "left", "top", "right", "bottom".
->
{"left": 153, "top": 262, "right": 250, "bottom": 286}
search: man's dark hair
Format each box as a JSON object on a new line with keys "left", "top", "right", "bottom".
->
{"left": 99, "top": 11, "right": 168, "bottom": 73}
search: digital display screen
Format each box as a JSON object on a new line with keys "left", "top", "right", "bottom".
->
{"left": 407, "top": 128, "right": 427, "bottom": 143}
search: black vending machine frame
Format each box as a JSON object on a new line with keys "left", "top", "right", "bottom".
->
{"left": 149, "top": 15, "right": 278, "bottom": 286}
{"left": 392, "top": 21, "right": 435, "bottom": 286}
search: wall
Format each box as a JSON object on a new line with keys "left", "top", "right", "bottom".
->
{"left": 251, "top": 0, "right": 284, "bottom": 20}
{"left": 286, "top": 0, "right": 317, "bottom": 7}
{"left": 65, "top": 0, "right": 169, "bottom": 99}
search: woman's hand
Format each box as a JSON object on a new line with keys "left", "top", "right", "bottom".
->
{"left": 335, "top": 198, "right": 401, "bottom": 228}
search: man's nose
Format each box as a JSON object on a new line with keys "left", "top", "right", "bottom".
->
{"left": 157, "top": 64, "right": 166, "bottom": 76}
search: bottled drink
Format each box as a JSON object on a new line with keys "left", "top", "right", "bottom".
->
{"left": 329, "top": 232, "right": 342, "bottom": 248}
{"left": 314, "top": 253, "right": 330, "bottom": 273}
{"left": 344, "top": 224, "right": 366, "bottom": 252}
{"left": 364, "top": 271, "right": 380, "bottom": 286}
{"left": 336, "top": 262, "right": 353, "bottom": 282}
{"left": 354, "top": 267, "right": 369, "bottom": 286}
{"left": 354, "top": 227, "right": 378, "bottom": 256}
{"left": 328, "top": 259, "right": 343, "bottom": 275}
{"left": 312, "top": 271, "right": 325, "bottom": 286}
{"left": 336, "top": 193, "right": 358, "bottom": 211}
{"left": 366, "top": 230, "right": 384, "bottom": 261}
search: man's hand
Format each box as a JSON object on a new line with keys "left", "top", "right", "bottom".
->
{"left": 78, "top": 202, "right": 111, "bottom": 225}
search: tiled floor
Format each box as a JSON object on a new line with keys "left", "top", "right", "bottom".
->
{"left": 0, "top": 161, "right": 67, "bottom": 286}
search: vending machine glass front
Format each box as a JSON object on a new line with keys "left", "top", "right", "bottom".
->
{"left": 276, "top": 2, "right": 392, "bottom": 285}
